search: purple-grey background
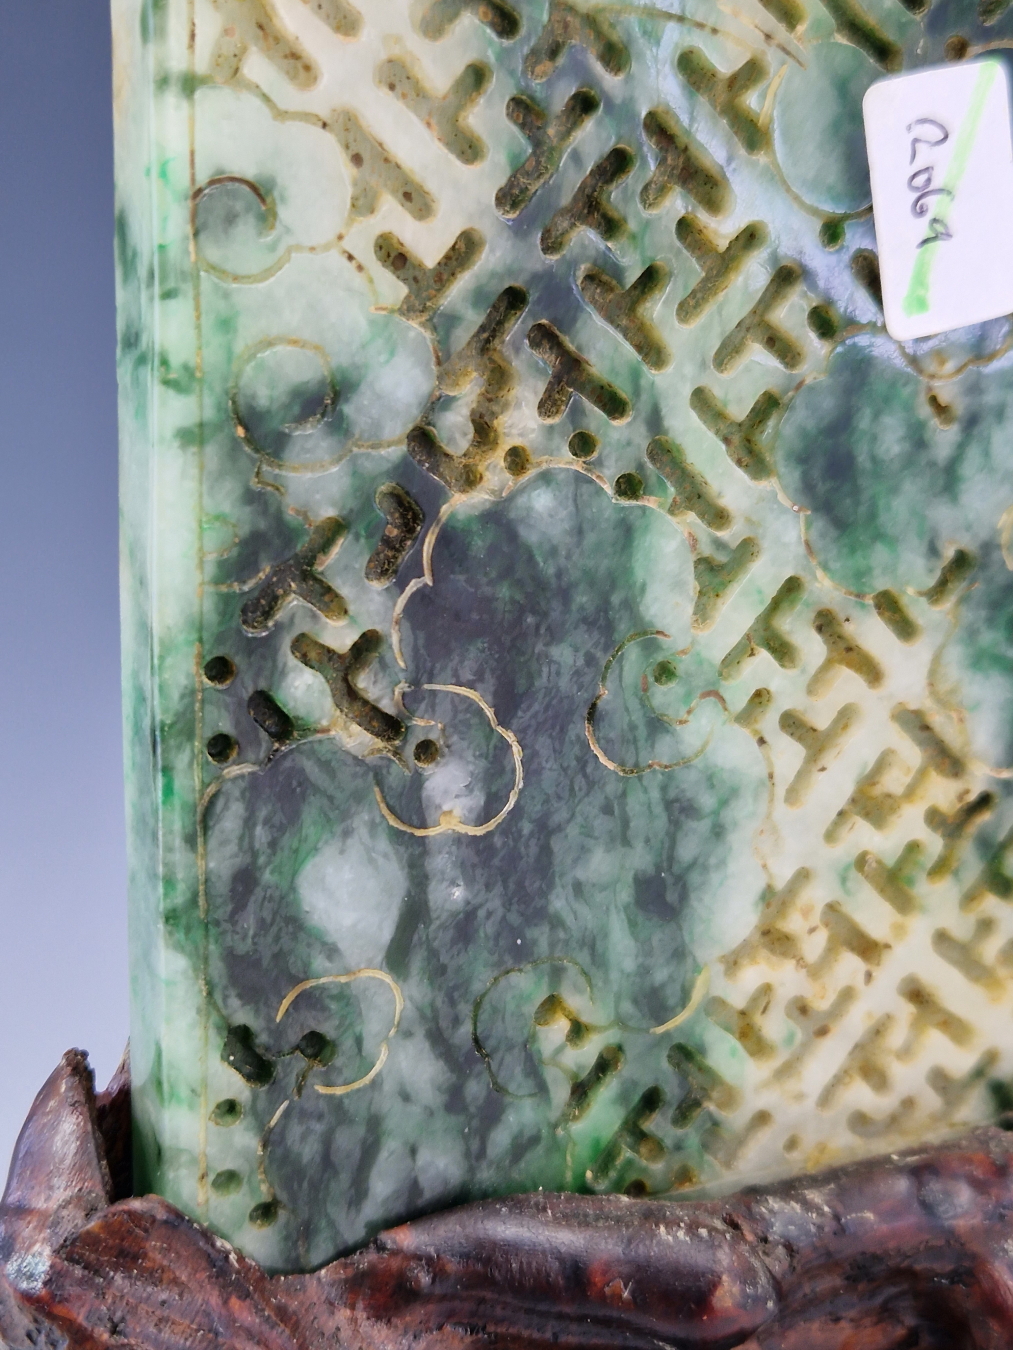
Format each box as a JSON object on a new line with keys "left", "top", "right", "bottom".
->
{"left": 0, "top": 4, "right": 127, "bottom": 1174}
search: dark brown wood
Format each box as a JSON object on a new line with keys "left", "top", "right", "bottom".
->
{"left": 4, "top": 1052, "right": 1013, "bottom": 1350}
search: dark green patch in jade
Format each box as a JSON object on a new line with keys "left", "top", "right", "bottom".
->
{"left": 413, "top": 737, "right": 440, "bottom": 767}
{"left": 296, "top": 1030, "right": 337, "bottom": 1066}
{"left": 210, "top": 1098, "right": 244, "bottom": 1127}
{"left": 807, "top": 305, "right": 840, "bottom": 342}
{"left": 504, "top": 444, "right": 532, "bottom": 476}
{"left": 203, "top": 655, "right": 236, "bottom": 687}
{"left": 247, "top": 690, "right": 295, "bottom": 745}
{"left": 779, "top": 342, "right": 1013, "bottom": 597}
{"left": 568, "top": 429, "right": 598, "bottom": 459}
{"left": 211, "top": 1168, "right": 244, "bottom": 1196}
{"left": 820, "top": 218, "right": 847, "bottom": 250}
{"left": 614, "top": 471, "right": 643, "bottom": 500}
{"left": 249, "top": 1199, "right": 281, "bottom": 1228}
{"left": 558, "top": 1045, "right": 625, "bottom": 1126}
{"left": 222, "top": 1026, "right": 275, "bottom": 1088}
{"left": 206, "top": 732, "right": 238, "bottom": 765}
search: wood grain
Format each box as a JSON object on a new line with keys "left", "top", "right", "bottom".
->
{"left": 3, "top": 1051, "right": 1013, "bottom": 1349}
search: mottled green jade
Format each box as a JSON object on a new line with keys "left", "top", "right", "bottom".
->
{"left": 114, "top": 0, "right": 1013, "bottom": 1272}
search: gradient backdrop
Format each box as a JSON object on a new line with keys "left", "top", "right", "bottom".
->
{"left": 0, "top": 4, "right": 127, "bottom": 1173}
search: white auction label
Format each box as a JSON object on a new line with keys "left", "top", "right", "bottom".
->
{"left": 863, "top": 57, "right": 1013, "bottom": 341}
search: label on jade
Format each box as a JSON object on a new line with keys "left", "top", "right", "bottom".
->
{"left": 113, "top": 0, "right": 1013, "bottom": 1272}
{"left": 864, "top": 58, "right": 1013, "bottom": 340}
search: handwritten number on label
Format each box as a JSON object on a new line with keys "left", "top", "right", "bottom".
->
{"left": 906, "top": 117, "right": 949, "bottom": 163}
{"left": 905, "top": 117, "right": 952, "bottom": 247}
{"left": 911, "top": 187, "right": 953, "bottom": 217}
{"left": 917, "top": 216, "right": 953, "bottom": 249}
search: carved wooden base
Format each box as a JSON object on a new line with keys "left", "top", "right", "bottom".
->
{"left": 3, "top": 1052, "right": 1013, "bottom": 1349}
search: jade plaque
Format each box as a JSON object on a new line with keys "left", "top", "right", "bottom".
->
{"left": 114, "top": 0, "right": 1013, "bottom": 1272}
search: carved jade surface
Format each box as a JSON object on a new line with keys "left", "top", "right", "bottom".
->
{"left": 113, "top": 0, "right": 1013, "bottom": 1273}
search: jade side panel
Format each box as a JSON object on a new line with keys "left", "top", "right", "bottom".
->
{"left": 114, "top": 0, "right": 1013, "bottom": 1272}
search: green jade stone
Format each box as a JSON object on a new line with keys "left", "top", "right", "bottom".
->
{"left": 113, "top": 0, "right": 1013, "bottom": 1272}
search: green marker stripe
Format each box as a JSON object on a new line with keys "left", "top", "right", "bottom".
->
{"left": 902, "top": 60, "right": 999, "bottom": 319}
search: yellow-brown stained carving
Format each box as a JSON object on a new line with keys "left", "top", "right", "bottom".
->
{"left": 850, "top": 248, "right": 883, "bottom": 310}
{"left": 922, "top": 547, "right": 976, "bottom": 607}
{"left": 847, "top": 1095, "right": 917, "bottom": 1139}
{"left": 365, "top": 485, "right": 424, "bottom": 588}
{"left": 808, "top": 609, "right": 884, "bottom": 698}
{"left": 377, "top": 57, "right": 491, "bottom": 165}
{"left": 496, "top": 88, "right": 600, "bottom": 220}
{"left": 809, "top": 901, "right": 889, "bottom": 981}
{"left": 557, "top": 1045, "right": 625, "bottom": 1126}
{"left": 690, "top": 386, "right": 781, "bottom": 482}
{"left": 700, "top": 1110, "right": 772, "bottom": 1167}
{"left": 932, "top": 918, "right": 1005, "bottom": 999}
{"left": 375, "top": 228, "right": 485, "bottom": 325}
{"left": 407, "top": 426, "right": 488, "bottom": 494}
{"left": 892, "top": 705, "right": 965, "bottom": 784}
{"left": 735, "top": 687, "right": 773, "bottom": 734}
{"left": 675, "top": 217, "right": 768, "bottom": 326}
{"left": 719, "top": 575, "right": 806, "bottom": 681}
{"left": 440, "top": 284, "right": 528, "bottom": 395}
{"left": 821, "top": 0, "right": 902, "bottom": 69}
{"left": 780, "top": 704, "right": 862, "bottom": 808}
{"left": 541, "top": 146, "right": 635, "bottom": 257}
{"left": 896, "top": 975, "right": 974, "bottom": 1060}
{"left": 302, "top": 0, "right": 362, "bottom": 36}
{"left": 408, "top": 286, "right": 528, "bottom": 495}
{"left": 193, "top": 0, "right": 1013, "bottom": 1213}
{"left": 758, "top": 0, "right": 806, "bottom": 32}
{"left": 534, "top": 992, "right": 594, "bottom": 1048}
{"left": 927, "top": 1048, "right": 999, "bottom": 1119}
{"left": 854, "top": 841, "right": 925, "bottom": 915}
{"left": 676, "top": 49, "right": 770, "bottom": 155}
{"left": 209, "top": 0, "right": 320, "bottom": 88}
{"left": 241, "top": 517, "right": 348, "bottom": 634}
{"left": 578, "top": 262, "right": 671, "bottom": 372}
{"left": 418, "top": 0, "right": 521, "bottom": 41}
{"left": 668, "top": 1042, "right": 743, "bottom": 1126}
{"left": 721, "top": 870, "right": 810, "bottom": 978}
{"left": 696, "top": 537, "right": 761, "bottom": 631}
{"left": 926, "top": 792, "right": 995, "bottom": 882}
{"left": 872, "top": 588, "right": 922, "bottom": 643}
{"left": 640, "top": 108, "right": 731, "bottom": 217}
{"left": 248, "top": 690, "right": 294, "bottom": 746}
{"left": 817, "top": 1013, "right": 894, "bottom": 1110}
{"left": 328, "top": 109, "right": 435, "bottom": 221}
{"left": 291, "top": 630, "right": 405, "bottom": 744}
{"left": 713, "top": 264, "right": 804, "bottom": 375}
{"left": 647, "top": 437, "right": 734, "bottom": 537}
{"left": 524, "top": 0, "right": 630, "bottom": 82}
{"left": 770, "top": 987, "right": 857, "bottom": 1084}
{"left": 527, "top": 321, "right": 632, "bottom": 424}
{"left": 961, "top": 825, "right": 1013, "bottom": 912}
{"left": 276, "top": 969, "right": 403, "bottom": 1097}
{"left": 704, "top": 984, "right": 776, "bottom": 1059}
{"left": 586, "top": 1087, "right": 666, "bottom": 1187}
{"left": 926, "top": 389, "right": 956, "bottom": 429}
{"left": 826, "top": 750, "right": 913, "bottom": 847}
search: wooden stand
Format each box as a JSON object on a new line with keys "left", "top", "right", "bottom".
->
{"left": 3, "top": 1051, "right": 1013, "bottom": 1348}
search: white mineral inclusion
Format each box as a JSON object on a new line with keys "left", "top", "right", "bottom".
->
{"left": 296, "top": 815, "right": 407, "bottom": 968}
